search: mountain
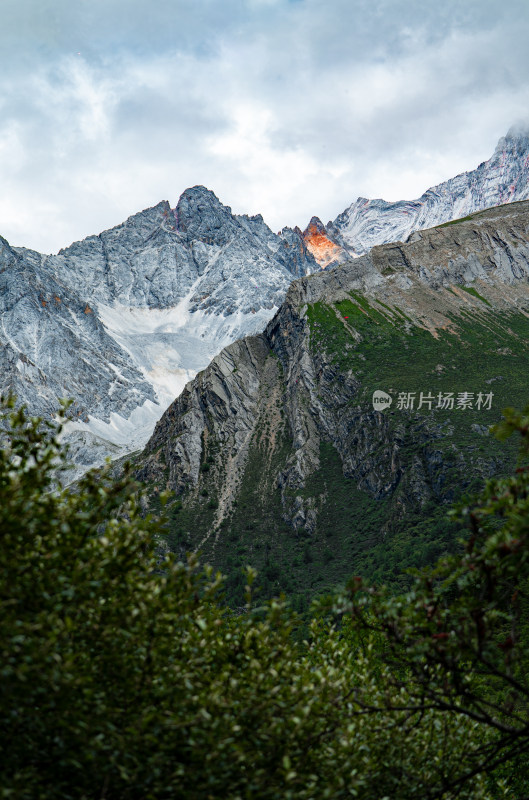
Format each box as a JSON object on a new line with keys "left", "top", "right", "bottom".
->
{"left": 305, "top": 124, "right": 529, "bottom": 265}
{"left": 2, "top": 125, "right": 529, "bottom": 478}
{"left": 134, "top": 199, "right": 529, "bottom": 605}
{"left": 0, "top": 187, "right": 317, "bottom": 473}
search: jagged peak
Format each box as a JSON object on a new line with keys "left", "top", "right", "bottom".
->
{"left": 302, "top": 215, "right": 343, "bottom": 269}
{"left": 110, "top": 200, "right": 172, "bottom": 231}
{"left": 174, "top": 185, "right": 234, "bottom": 238}
{"left": 130, "top": 199, "right": 172, "bottom": 223}
{"left": 235, "top": 212, "right": 267, "bottom": 230}
{"left": 57, "top": 200, "right": 172, "bottom": 255}
{"left": 490, "top": 122, "right": 529, "bottom": 160}
{"left": 303, "top": 216, "right": 326, "bottom": 236}
{"left": 175, "top": 185, "right": 227, "bottom": 212}
{"left": 277, "top": 225, "right": 302, "bottom": 238}
{"left": 122, "top": 199, "right": 171, "bottom": 221}
{"left": 178, "top": 184, "right": 217, "bottom": 198}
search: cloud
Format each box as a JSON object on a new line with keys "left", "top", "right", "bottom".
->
{"left": 0, "top": 0, "right": 528, "bottom": 251}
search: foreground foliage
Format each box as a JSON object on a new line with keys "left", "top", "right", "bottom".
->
{"left": 331, "top": 404, "right": 529, "bottom": 796}
{"left": 0, "top": 398, "right": 520, "bottom": 799}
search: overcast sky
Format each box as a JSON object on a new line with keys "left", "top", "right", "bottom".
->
{"left": 1, "top": 0, "right": 528, "bottom": 253}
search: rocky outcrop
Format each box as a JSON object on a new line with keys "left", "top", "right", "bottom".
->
{"left": 138, "top": 336, "right": 269, "bottom": 494}
{"left": 291, "top": 198, "right": 529, "bottom": 307}
{"left": 301, "top": 217, "right": 346, "bottom": 269}
{"left": 42, "top": 188, "right": 317, "bottom": 314}
{"left": 3, "top": 125, "right": 529, "bottom": 484}
{"left": 0, "top": 235, "right": 155, "bottom": 423}
{"left": 135, "top": 200, "right": 529, "bottom": 580}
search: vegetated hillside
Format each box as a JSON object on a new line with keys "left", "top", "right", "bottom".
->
{"left": 135, "top": 199, "right": 529, "bottom": 606}
{"left": 138, "top": 202, "right": 529, "bottom": 602}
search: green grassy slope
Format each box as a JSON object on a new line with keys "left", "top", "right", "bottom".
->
{"left": 158, "top": 289, "right": 529, "bottom": 607}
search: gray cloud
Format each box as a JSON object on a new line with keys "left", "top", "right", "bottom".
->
{"left": 1, "top": 0, "right": 528, "bottom": 252}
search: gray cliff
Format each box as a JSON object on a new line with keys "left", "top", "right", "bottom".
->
{"left": 2, "top": 126, "right": 529, "bottom": 482}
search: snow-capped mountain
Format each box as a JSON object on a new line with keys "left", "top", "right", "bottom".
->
{"left": 2, "top": 125, "right": 529, "bottom": 474}
{"left": 318, "top": 124, "right": 529, "bottom": 260}
{"left": 1, "top": 187, "right": 317, "bottom": 473}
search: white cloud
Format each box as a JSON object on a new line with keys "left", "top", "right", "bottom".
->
{"left": 0, "top": 0, "right": 528, "bottom": 251}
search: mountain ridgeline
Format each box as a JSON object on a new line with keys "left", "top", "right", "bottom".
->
{"left": 0, "top": 188, "right": 318, "bottom": 473}
{"left": 1, "top": 125, "right": 529, "bottom": 480}
{"left": 318, "top": 123, "right": 529, "bottom": 260}
{"left": 136, "top": 200, "right": 529, "bottom": 603}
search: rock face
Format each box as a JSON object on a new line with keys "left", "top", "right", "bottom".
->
{"left": 135, "top": 200, "right": 529, "bottom": 599}
{"left": 47, "top": 189, "right": 317, "bottom": 316}
{"left": 0, "top": 235, "right": 156, "bottom": 421}
{"left": 0, "top": 187, "right": 317, "bottom": 473}
{"left": 301, "top": 217, "right": 346, "bottom": 269}
{"left": 324, "top": 124, "right": 529, "bottom": 259}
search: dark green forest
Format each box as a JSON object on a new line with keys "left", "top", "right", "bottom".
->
{"left": 1, "top": 397, "right": 529, "bottom": 798}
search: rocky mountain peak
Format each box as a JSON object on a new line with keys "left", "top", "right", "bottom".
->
{"left": 0, "top": 182, "right": 318, "bottom": 477}
{"left": 503, "top": 121, "right": 529, "bottom": 143}
{"left": 135, "top": 199, "right": 529, "bottom": 596}
{"left": 175, "top": 185, "right": 235, "bottom": 245}
{"left": 56, "top": 200, "right": 172, "bottom": 257}
{"left": 0, "top": 234, "right": 17, "bottom": 269}
{"left": 304, "top": 216, "right": 326, "bottom": 234}
{"left": 3, "top": 123, "right": 529, "bottom": 484}
{"left": 302, "top": 216, "right": 345, "bottom": 269}
{"left": 176, "top": 184, "right": 225, "bottom": 210}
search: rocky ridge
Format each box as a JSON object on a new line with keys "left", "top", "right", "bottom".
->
{"left": 314, "top": 125, "right": 529, "bottom": 262}
{"left": 300, "top": 217, "right": 347, "bottom": 269}
{"left": 135, "top": 199, "right": 529, "bottom": 597}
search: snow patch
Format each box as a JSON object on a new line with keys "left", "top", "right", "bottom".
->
{"left": 64, "top": 301, "right": 279, "bottom": 462}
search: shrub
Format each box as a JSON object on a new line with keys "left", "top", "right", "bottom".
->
{"left": 0, "top": 398, "right": 503, "bottom": 799}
